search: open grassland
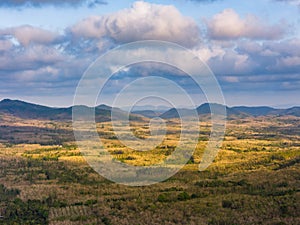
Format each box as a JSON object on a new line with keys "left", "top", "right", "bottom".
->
{"left": 0, "top": 115, "right": 299, "bottom": 224}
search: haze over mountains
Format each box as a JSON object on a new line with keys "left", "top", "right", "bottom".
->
{"left": 159, "top": 104, "right": 300, "bottom": 119}
{"left": 0, "top": 99, "right": 299, "bottom": 121}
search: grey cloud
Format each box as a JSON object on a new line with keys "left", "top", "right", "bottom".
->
{"left": 0, "top": 25, "right": 61, "bottom": 47}
{"left": 236, "top": 39, "right": 300, "bottom": 74}
{"left": 0, "top": 2, "right": 299, "bottom": 102}
{"left": 0, "top": 44, "right": 90, "bottom": 97}
{"left": 191, "top": 37, "right": 300, "bottom": 93}
{"left": 207, "top": 48, "right": 257, "bottom": 75}
{"left": 0, "top": 26, "right": 98, "bottom": 98}
{"left": 0, "top": 39, "right": 13, "bottom": 52}
{"left": 263, "top": 38, "right": 300, "bottom": 57}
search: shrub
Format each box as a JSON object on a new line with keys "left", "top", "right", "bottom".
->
{"left": 125, "top": 156, "right": 135, "bottom": 160}
{"left": 70, "top": 215, "right": 89, "bottom": 222}
{"left": 113, "top": 150, "right": 124, "bottom": 154}
{"left": 191, "top": 193, "right": 198, "bottom": 199}
{"left": 222, "top": 200, "right": 233, "bottom": 208}
{"left": 84, "top": 199, "right": 98, "bottom": 206}
{"left": 177, "top": 192, "right": 190, "bottom": 201}
{"left": 101, "top": 216, "right": 111, "bottom": 225}
{"left": 270, "top": 154, "right": 285, "bottom": 161}
{"left": 187, "top": 156, "right": 195, "bottom": 164}
{"left": 157, "top": 194, "right": 168, "bottom": 202}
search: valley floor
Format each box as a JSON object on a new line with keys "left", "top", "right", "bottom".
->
{"left": 0, "top": 115, "right": 299, "bottom": 224}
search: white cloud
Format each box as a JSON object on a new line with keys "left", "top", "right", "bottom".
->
{"left": 0, "top": 2, "right": 299, "bottom": 101}
{"left": 70, "top": 1, "right": 200, "bottom": 47}
{"left": 0, "top": 25, "right": 60, "bottom": 47}
{"left": 192, "top": 45, "right": 226, "bottom": 63}
{"left": 205, "top": 8, "right": 287, "bottom": 40}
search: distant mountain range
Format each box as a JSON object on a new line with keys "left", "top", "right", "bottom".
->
{"left": 159, "top": 104, "right": 300, "bottom": 119}
{"left": 121, "top": 105, "right": 171, "bottom": 112}
{"left": 0, "top": 99, "right": 140, "bottom": 122}
{"left": 0, "top": 99, "right": 299, "bottom": 121}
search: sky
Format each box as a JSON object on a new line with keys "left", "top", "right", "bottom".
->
{"left": 0, "top": 0, "right": 299, "bottom": 108}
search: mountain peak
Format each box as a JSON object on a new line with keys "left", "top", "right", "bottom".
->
{"left": 1, "top": 98, "right": 14, "bottom": 103}
{"left": 0, "top": 99, "right": 299, "bottom": 119}
{"left": 96, "top": 104, "right": 112, "bottom": 110}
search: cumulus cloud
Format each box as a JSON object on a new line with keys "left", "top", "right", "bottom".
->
{"left": 262, "top": 38, "right": 300, "bottom": 57}
{"left": 0, "top": 0, "right": 106, "bottom": 8}
{"left": 0, "top": 39, "right": 13, "bottom": 52}
{"left": 237, "top": 38, "right": 300, "bottom": 74}
{"left": 206, "top": 8, "right": 287, "bottom": 40}
{"left": 69, "top": 1, "right": 200, "bottom": 47}
{"left": 0, "top": 44, "right": 66, "bottom": 73}
{"left": 190, "top": 37, "right": 300, "bottom": 87}
{"left": 207, "top": 48, "right": 256, "bottom": 75}
{"left": 0, "top": 24, "right": 99, "bottom": 98}
{"left": 0, "top": 42, "right": 90, "bottom": 98}
{"left": 0, "top": 1, "right": 299, "bottom": 102}
{"left": 0, "top": 25, "right": 61, "bottom": 47}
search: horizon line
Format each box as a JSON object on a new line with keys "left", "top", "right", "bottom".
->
{"left": 0, "top": 98, "right": 299, "bottom": 110}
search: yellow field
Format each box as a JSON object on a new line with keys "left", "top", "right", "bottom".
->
{"left": 0, "top": 115, "right": 299, "bottom": 224}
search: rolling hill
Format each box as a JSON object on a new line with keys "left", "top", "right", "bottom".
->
{"left": 0, "top": 99, "right": 131, "bottom": 122}
{"left": 159, "top": 103, "right": 300, "bottom": 119}
{"left": 0, "top": 99, "right": 299, "bottom": 121}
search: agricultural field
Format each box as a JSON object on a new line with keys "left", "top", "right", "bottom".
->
{"left": 0, "top": 115, "right": 299, "bottom": 224}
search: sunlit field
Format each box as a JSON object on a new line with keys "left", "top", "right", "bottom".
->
{"left": 1, "top": 0, "right": 300, "bottom": 224}
{"left": 0, "top": 114, "right": 299, "bottom": 224}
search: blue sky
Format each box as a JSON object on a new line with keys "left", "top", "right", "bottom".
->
{"left": 0, "top": 0, "right": 299, "bottom": 107}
